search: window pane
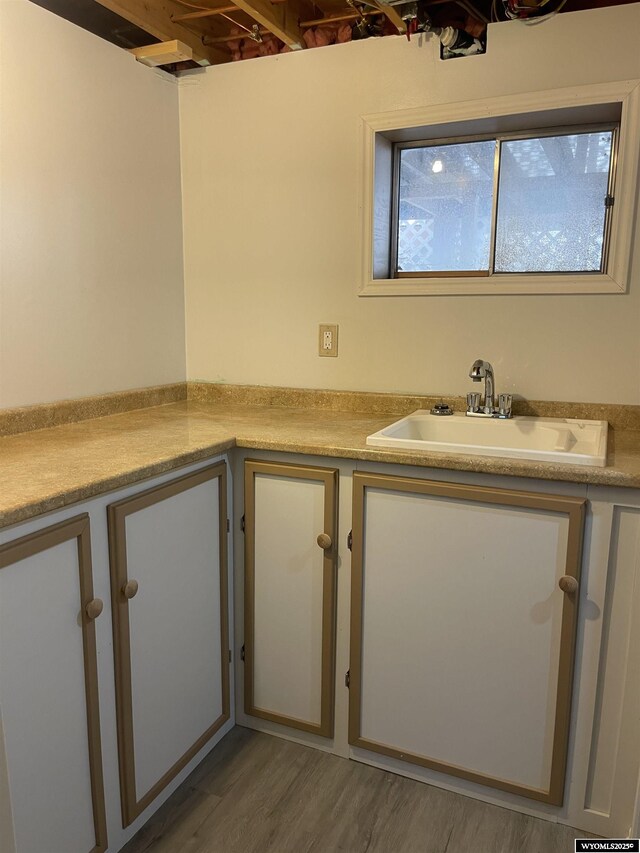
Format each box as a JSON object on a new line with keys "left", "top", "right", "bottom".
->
{"left": 494, "top": 131, "right": 613, "bottom": 273}
{"left": 397, "top": 141, "right": 495, "bottom": 273}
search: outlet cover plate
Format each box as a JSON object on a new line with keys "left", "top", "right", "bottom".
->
{"left": 319, "top": 324, "right": 338, "bottom": 357}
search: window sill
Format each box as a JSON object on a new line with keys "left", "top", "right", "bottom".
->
{"left": 359, "top": 273, "right": 626, "bottom": 297}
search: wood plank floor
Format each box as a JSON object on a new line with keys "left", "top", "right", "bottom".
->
{"left": 123, "top": 727, "right": 590, "bottom": 853}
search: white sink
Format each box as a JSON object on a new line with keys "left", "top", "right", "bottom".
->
{"left": 367, "top": 411, "right": 608, "bottom": 467}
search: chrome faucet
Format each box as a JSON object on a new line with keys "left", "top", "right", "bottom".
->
{"left": 467, "top": 360, "right": 512, "bottom": 418}
{"left": 469, "top": 359, "right": 495, "bottom": 414}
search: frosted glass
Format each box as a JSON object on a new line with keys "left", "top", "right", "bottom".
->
{"left": 494, "top": 131, "right": 613, "bottom": 273}
{"left": 397, "top": 141, "right": 495, "bottom": 272}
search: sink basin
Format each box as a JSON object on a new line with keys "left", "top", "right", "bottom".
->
{"left": 366, "top": 411, "right": 608, "bottom": 467}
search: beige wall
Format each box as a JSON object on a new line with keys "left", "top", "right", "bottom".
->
{"left": 0, "top": 1, "right": 186, "bottom": 409}
{"left": 180, "top": 4, "right": 640, "bottom": 404}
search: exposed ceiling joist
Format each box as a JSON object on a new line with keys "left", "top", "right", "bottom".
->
{"left": 229, "top": 0, "right": 305, "bottom": 48}
{"left": 32, "top": 0, "right": 640, "bottom": 72}
{"left": 92, "top": 0, "right": 229, "bottom": 64}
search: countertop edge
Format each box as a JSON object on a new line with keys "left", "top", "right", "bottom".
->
{"left": 0, "top": 439, "right": 237, "bottom": 530}
{"left": 234, "top": 438, "right": 637, "bottom": 487}
{"left": 2, "top": 412, "right": 639, "bottom": 532}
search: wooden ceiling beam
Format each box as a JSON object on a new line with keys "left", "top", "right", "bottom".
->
{"left": 229, "top": 0, "right": 305, "bottom": 48}
{"left": 91, "top": 0, "right": 229, "bottom": 64}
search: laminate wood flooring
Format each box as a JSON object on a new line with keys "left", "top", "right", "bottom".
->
{"left": 123, "top": 727, "right": 591, "bottom": 853}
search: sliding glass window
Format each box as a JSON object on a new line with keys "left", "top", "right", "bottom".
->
{"left": 393, "top": 127, "right": 617, "bottom": 278}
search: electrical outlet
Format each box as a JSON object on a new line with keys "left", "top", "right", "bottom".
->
{"left": 318, "top": 324, "right": 338, "bottom": 357}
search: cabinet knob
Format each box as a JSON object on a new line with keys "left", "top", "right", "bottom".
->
{"left": 558, "top": 575, "right": 578, "bottom": 595}
{"left": 122, "top": 579, "right": 139, "bottom": 600}
{"left": 317, "top": 533, "right": 332, "bottom": 551}
{"left": 85, "top": 598, "right": 104, "bottom": 620}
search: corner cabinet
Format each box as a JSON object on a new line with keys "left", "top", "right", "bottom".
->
{"left": 348, "top": 472, "right": 586, "bottom": 805}
{"left": 0, "top": 456, "right": 232, "bottom": 853}
{"left": 0, "top": 515, "right": 107, "bottom": 853}
{"left": 108, "top": 462, "right": 230, "bottom": 827}
{"left": 243, "top": 459, "right": 338, "bottom": 737}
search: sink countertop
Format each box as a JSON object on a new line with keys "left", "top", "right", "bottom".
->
{"left": 1, "top": 399, "right": 640, "bottom": 529}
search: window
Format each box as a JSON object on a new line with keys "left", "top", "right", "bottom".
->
{"left": 362, "top": 81, "right": 640, "bottom": 296}
{"left": 393, "top": 128, "right": 616, "bottom": 278}
{"left": 396, "top": 139, "right": 495, "bottom": 275}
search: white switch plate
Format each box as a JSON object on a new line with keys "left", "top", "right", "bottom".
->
{"left": 318, "top": 324, "right": 338, "bottom": 357}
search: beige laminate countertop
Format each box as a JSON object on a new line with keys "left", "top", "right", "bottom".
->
{"left": 2, "top": 400, "right": 640, "bottom": 529}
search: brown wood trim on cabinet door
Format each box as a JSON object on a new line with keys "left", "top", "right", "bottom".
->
{"left": 348, "top": 471, "right": 586, "bottom": 806}
{"left": 0, "top": 514, "right": 108, "bottom": 853}
{"left": 107, "top": 462, "right": 230, "bottom": 827}
{"left": 244, "top": 459, "right": 338, "bottom": 738}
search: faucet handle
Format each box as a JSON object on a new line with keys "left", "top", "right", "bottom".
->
{"left": 466, "top": 392, "right": 481, "bottom": 413}
{"left": 498, "top": 394, "right": 513, "bottom": 418}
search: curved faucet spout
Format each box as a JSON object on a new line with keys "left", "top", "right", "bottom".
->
{"left": 469, "top": 359, "right": 495, "bottom": 414}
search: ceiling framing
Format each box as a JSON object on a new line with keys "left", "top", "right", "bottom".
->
{"left": 29, "top": 0, "right": 640, "bottom": 69}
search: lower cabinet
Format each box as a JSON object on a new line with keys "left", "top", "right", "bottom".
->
{"left": 4, "top": 449, "right": 640, "bottom": 846}
{"left": 243, "top": 459, "right": 338, "bottom": 737}
{"left": 0, "top": 457, "right": 232, "bottom": 853}
{"left": 108, "top": 462, "right": 230, "bottom": 827}
{"left": 0, "top": 515, "right": 107, "bottom": 853}
{"left": 348, "top": 471, "right": 586, "bottom": 806}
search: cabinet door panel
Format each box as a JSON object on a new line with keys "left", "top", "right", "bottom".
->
{"left": 350, "top": 473, "right": 585, "bottom": 805}
{"left": 108, "top": 463, "right": 229, "bottom": 827}
{"left": 582, "top": 505, "right": 640, "bottom": 828}
{"left": 245, "top": 460, "right": 338, "bottom": 737}
{"left": 254, "top": 475, "right": 324, "bottom": 724}
{"left": 0, "top": 515, "right": 106, "bottom": 853}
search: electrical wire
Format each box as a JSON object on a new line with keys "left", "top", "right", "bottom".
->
{"left": 491, "top": 0, "right": 567, "bottom": 23}
{"left": 346, "top": 0, "right": 373, "bottom": 26}
{"left": 174, "top": 0, "right": 264, "bottom": 43}
{"left": 522, "top": 0, "right": 567, "bottom": 24}
{"left": 174, "top": 0, "right": 221, "bottom": 10}
{"left": 218, "top": 11, "right": 263, "bottom": 39}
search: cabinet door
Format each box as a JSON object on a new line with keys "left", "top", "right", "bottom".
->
{"left": 349, "top": 472, "right": 585, "bottom": 806}
{"left": 244, "top": 460, "right": 338, "bottom": 737}
{"left": 0, "top": 515, "right": 107, "bottom": 853}
{"left": 108, "top": 462, "right": 230, "bottom": 827}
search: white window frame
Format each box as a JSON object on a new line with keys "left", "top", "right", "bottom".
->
{"left": 360, "top": 80, "right": 640, "bottom": 296}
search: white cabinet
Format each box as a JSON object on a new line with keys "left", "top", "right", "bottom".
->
{"left": 107, "top": 462, "right": 230, "bottom": 827}
{"left": 0, "top": 514, "right": 107, "bottom": 853}
{"left": 348, "top": 471, "right": 586, "bottom": 805}
{"left": 565, "top": 493, "right": 640, "bottom": 838}
{"left": 0, "top": 457, "right": 233, "bottom": 853}
{"left": 233, "top": 454, "right": 640, "bottom": 838}
{"left": 243, "top": 459, "right": 338, "bottom": 737}
{"left": 4, "top": 444, "right": 640, "bottom": 846}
